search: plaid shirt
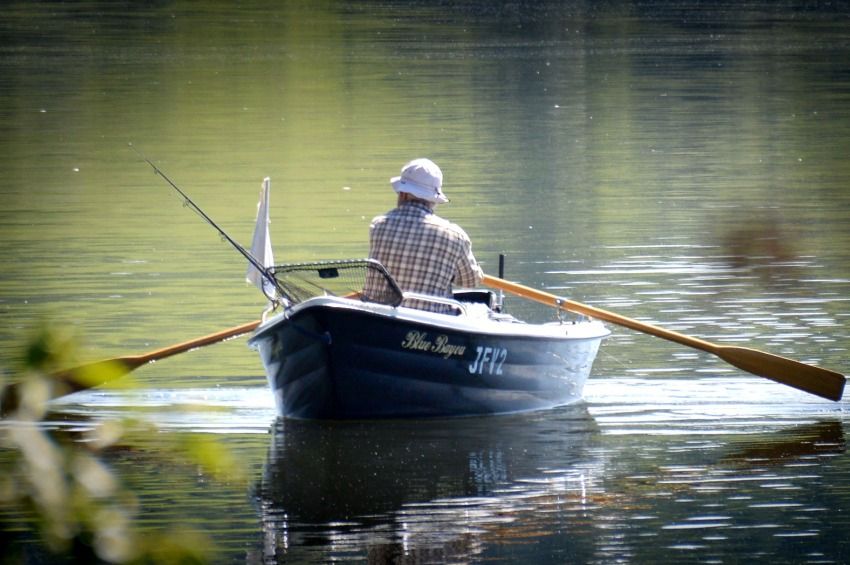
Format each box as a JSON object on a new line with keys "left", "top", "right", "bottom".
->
{"left": 366, "top": 201, "right": 483, "bottom": 313}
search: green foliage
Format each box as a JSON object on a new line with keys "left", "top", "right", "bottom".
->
{"left": 0, "top": 325, "right": 247, "bottom": 563}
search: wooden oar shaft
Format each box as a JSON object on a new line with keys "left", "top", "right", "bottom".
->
{"left": 132, "top": 320, "right": 261, "bottom": 365}
{"left": 483, "top": 274, "right": 845, "bottom": 402}
{"left": 1, "top": 320, "right": 262, "bottom": 416}
{"left": 60, "top": 319, "right": 263, "bottom": 390}
{"left": 483, "top": 275, "right": 716, "bottom": 353}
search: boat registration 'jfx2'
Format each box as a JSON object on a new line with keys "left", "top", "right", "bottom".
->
{"left": 248, "top": 260, "right": 609, "bottom": 419}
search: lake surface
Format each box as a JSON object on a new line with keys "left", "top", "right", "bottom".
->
{"left": 1, "top": 1, "right": 849, "bottom": 563}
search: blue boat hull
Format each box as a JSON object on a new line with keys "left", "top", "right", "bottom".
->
{"left": 249, "top": 297, "right": 608, "bottom": 419}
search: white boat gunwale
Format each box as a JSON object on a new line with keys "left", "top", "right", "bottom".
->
{"left": 249, "top": 294, "right": 611, "bottom": 345}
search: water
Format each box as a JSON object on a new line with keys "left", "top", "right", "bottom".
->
{"left": 43, "top": 381, "right": 847, "bottom": 563}
{"left": 2, "top": 1, "right": 849, "bottom": 563}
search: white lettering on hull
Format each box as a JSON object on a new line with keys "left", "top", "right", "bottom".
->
{"left": 468, "top": 346, "right": 508, "bottom": 375}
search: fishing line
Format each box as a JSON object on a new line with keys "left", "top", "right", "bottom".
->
{"left": 129, "top": 143, "right": 290, "bottom": 303}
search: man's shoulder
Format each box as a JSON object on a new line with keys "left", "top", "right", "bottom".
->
{"left": 371, "top": 207, "right": 470, "bottom": 240}
{"left": 371, "top": 204, "right": 428, "bottom": 227}
{"left": 426, "top": 213, "right": 471, "bottom": 240}
{"left": 369, "top": 209, "right": 394, "bottom": 228}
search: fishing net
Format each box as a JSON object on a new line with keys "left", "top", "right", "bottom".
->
{"left": 270, "top": 259, "right": 404, "bottom": 306}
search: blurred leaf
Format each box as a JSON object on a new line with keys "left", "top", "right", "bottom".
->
{"left": 178, "top": 434, "right": 247, "bottom": 485}
{"left": 20, "top": 325, "right": 82, "bottom": 375}
{"left": 135, "top": 527, "right": 213, "bottom": 564}
{"left": 1, "top": 322, "right": 250, "bottom": 563}
{"left": 72, "top": 452, "right": 119, "bottom": 498}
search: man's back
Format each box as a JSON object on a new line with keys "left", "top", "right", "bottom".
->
{"left": 367, "top": 201, "right": 481, "bottom": 313}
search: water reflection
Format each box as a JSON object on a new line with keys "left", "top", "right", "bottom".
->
{"left": 7, "top": 383, "right": 848, "bottom": 563}
{"left": 642, "top": 420, "right": 847, "bottom": 562}
{"left": 254, "top": 400, "right": 847, "bottom": 564}
{"left": 256, "top": 405, "right": 603, "bottom": 563}
{"left": 720, "top": 420, "right": 845, "bottom": 467}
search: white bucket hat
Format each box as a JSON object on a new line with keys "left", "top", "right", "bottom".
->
{"left": 390, "top": 158, "right": 449, "bottom": 204}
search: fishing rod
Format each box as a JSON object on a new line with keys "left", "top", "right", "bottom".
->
{"left": 130, "top": 144, "right": 289, "bottom": 303}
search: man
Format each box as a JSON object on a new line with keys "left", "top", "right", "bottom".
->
{"left": 365, "top": 158, "right": 483, "bottom": 313}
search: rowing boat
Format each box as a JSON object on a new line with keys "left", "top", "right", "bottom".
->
{"left": 248, "top": 259, "right": 609, "bottom": 419}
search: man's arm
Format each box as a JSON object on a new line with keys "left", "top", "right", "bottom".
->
{"left": 454, "top": 235, "right": 483, "bottom": 288}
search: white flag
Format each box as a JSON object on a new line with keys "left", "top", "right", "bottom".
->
{"left": 246, "top": 177, "right": 275, "bottom": 297}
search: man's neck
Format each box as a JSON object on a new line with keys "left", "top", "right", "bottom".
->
{"left": 397, "top": 194, "right": 435, "bottom": 210}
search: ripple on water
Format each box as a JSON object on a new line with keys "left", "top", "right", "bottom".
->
{"left": 49, "top": 386, "right": 277, "bottom": 433}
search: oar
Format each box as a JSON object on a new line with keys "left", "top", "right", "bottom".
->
{"left": 482, "top": 274, "right": 846, "bottom": 402}
{"left": 1, "top": 320, "right": 261, "bottom": 416}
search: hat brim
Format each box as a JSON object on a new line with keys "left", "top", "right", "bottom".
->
{"left": 391, "top": 176, "right": 449, "bottom": 204}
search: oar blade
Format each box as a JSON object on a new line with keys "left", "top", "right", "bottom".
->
{"left": 0, "top": 356, "right": 142, "bottom": 417}
{"left": 52, "top": 356, "right": 146, "bottom": 395}
{"left": 1, "top": 320, "right": 263, "bottom": 417}
{"left": 717, "top": 346, "right": 846, "bottom": 401}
